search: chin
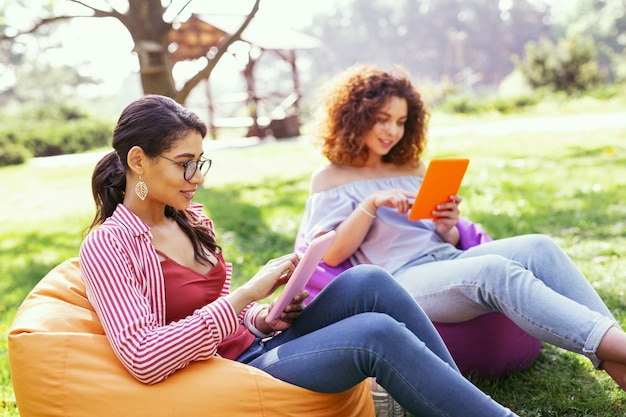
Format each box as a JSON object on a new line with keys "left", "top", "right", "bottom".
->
{"left": 170, "top": 200, "right": 192, "bottom": 212}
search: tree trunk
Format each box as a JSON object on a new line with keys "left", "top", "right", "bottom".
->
{"left": 124, "top": 0, "right": 176, "bottom": 97}
{"left": 121, "top": 0, "right": 260, "bottom": 103}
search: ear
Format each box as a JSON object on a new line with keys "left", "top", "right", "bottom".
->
{"left": 127, "top": 146, "right": 146, "bottom": 176}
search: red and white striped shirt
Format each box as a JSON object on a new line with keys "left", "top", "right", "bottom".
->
{"left": 79, "top": 203, "right": 263, "bottom": 384}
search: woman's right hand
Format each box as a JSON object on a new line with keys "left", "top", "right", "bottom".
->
{"left": 325, "top": 188, "right": 415, "bottom": 267}
{"left": 366, "top": 189, "right": 415, "bottom": 216}
{"left": 243, "top": 253, "right": 301, "bottom": 300}
{"left": 226, "top": 253, "right": 301, "bottom": 313}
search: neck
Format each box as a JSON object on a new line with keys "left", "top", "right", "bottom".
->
{"left": 123, "top": 195, "right": 168, "bottom": 227}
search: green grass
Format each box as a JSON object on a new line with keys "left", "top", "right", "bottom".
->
{"left": 2, "top": 106, "right": 626, "bottom": 416}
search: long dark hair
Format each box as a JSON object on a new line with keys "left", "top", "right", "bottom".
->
{"left": 87, "top": 95, "right": 220, "bottom": 263}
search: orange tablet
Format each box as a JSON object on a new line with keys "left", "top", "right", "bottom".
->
{"left": 408, "top": 158, "right": 470, "bottom": 221}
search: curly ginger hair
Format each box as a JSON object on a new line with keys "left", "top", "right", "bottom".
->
{"left": 314, "top": 64, "right": 429, "bottom": 167}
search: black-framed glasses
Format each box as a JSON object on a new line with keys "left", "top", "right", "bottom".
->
{"left": 157, "top": 154, "right": 212, "bottom": 181}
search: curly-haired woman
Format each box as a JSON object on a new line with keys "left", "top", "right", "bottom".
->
{"left": 302, "top": 63, "right": 626, "bottom": 391}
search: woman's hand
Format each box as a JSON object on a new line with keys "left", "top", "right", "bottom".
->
{"left": 227, "top": 253, "right": 301, "bottom": 313}
{"left": 245, "top": 253, "right": 301, "bottom": 301}
{"left": 257, "top": 290, "right": 309, "bottom": 332}
{"left": 432, "top": 195, "right": 462, "bottom": 243}
{"left": 364, "top": 189, "right": 415, "bottom": 216}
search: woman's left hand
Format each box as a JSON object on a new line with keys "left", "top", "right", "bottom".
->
{"left": 259, "top": 290, "right": 309, "bottom": 332}
{"left": 432, "top": 195, "right": 462, "bottom": 239}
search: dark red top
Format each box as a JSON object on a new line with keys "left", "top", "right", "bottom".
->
{"left": 159, "top": 251, "right": 255, "bottom": 360}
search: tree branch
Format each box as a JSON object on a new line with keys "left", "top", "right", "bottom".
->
{"left": 0, "top": 15, "right": 80, "bottom": 40}
{"left": 68, "top": 0, "right": 127, "bottom": 21}
{"left": 171, "top": 0, "right": 194, "bottom": 23}
{"left": 0, "top": 1, "right": 126, "bottom": 41}
{"left": 101, "top": 0, "right": 127, "bottom": 16}
{"left": 174, "top": 0, "right": 260, "bottom": 104}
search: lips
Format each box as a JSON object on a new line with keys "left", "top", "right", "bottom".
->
{"left": 181, "top": 190, "right": 195, "bottom": 199}
{"left": 379, "top": 138, "right": 395, "bottom": 148}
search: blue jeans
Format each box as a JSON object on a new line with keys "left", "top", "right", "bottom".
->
{"left": 239, "top": 264, "right": 517, "bottom": 417}
{"left": 394, "top": 234, "right": 619, "bottom": 368}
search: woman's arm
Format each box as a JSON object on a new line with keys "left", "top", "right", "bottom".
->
{"left": 80, "top": 230, "right": 241, "bottom": 384}
{"left": 310, "top": 166, "right": 417, "bottom": 266}
{"left": 309, "top": 167, "right": 374, "bottom": 266}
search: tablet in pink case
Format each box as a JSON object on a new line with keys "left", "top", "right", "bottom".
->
{"left": 265, "top": 230, "right": 336, "bottom": 323}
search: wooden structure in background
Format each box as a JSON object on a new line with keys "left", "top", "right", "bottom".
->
{"left": 169, "top": 14, "right": 320, "bottom": 139}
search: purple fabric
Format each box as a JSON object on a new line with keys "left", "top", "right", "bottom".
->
{"left": 455, "top": 217, "right": 493, "bottom": 249}
{"left": 295, "top": 217, "right": 541, "bottom": 377}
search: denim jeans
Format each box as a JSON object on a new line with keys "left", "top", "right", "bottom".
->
{"left": 394, "top": 234, "right": 619, "bottom": 368}
{"left": 240, "top": 264, "right": 517, "bottom": 417}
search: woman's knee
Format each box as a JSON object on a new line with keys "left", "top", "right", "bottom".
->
{"left": 470, "top": 254, "right": 513, "bottom": 277}
{"left": 336, "top": 264, "right": 394, "bottom": 288}
{"left": 353, "top": 312, "right": 406, "bottom": 339}
{"left": 515, "top": 234, "right": 559, "bottom": 252}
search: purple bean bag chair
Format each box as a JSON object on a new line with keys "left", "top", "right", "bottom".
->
{"left": 296, "top": 217, "right": 541, "bottom": 378}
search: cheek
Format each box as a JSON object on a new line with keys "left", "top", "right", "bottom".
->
{"left": 363, "top": 129, "right": 377, "bottom": 144}
{"left": 151, "top": 172, "right": 184, "bottom": 196}
{"left": 369, "top": 123, "right": 385, "bottom": 137}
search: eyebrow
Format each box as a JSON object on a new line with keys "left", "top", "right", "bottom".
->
{"left": 376, "top": 111, "right": 408, "bottom": 120}
{"left": 171, "top": 151, "right": 204, "bottom": 158}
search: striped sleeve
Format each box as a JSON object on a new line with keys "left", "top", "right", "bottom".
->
{"left": 79, "top": 226, "right": 240, "bottom": 385}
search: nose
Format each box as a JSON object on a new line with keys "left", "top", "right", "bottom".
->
{"left": 188, "top": 167, "right": 205, "bottom": 185}
{"left": 385, "top": 122, "right": 398, "bottom": 136}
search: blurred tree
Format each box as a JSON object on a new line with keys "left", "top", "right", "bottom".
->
{"left": 0, "top": 1, "right": 105, "bottom": 106}
{"left": 0, "top": 2, "right": 23, "bottom": 102}
{"left": 551, "top": 0, "right": 626, "bottom": 81}
{"left": 305, "top": 0, "right": 551, "bottom": 90}
{"left": 514, "top": 35, "right": 602, "bottom": 93}
{"left": 10, "top": 60, "right": 100, "bottom": 104}
{"left": 0, "top": 0, "right": 260, "bottom": 104}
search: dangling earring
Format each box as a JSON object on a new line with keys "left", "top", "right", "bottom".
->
{"left": 135, "top": 175, "right": 148, "bottom": 201}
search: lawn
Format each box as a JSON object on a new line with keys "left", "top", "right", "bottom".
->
{"left": 2, "top": 102, "right": 626, "bottom": 416}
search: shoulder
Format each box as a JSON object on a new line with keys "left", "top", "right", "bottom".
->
{"left": 310, "top": 161, "right": 426, "bottom": 194}
{"left": 310, "top": 163, "right": 359, "bottom": 194}
{"left": 80, "top": 223, "right": 134, "bottom": 268}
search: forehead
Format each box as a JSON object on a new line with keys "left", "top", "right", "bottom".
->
{"left": 378, "top": 96, "right": 407, "bottom": 116}
{"left": 167, "top": 130, "right": 204, "bottom": 155}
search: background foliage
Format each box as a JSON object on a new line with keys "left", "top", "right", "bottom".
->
{"left": 1, "top": 1, "right": 626, "bottom": 109}
{"left": 0, "top": 103, "right": 112, "bottom": 166}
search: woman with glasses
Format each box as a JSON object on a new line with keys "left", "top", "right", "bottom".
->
{"left": 79, "top": 95, "right": 519, "bottom": 416}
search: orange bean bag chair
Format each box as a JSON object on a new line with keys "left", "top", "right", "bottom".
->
{"left": 8, "top": 258, "right": 374, "bottom": 417}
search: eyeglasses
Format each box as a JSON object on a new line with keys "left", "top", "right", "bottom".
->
{"left": 157, "top": 154, "right": 212, "bottom": 181}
